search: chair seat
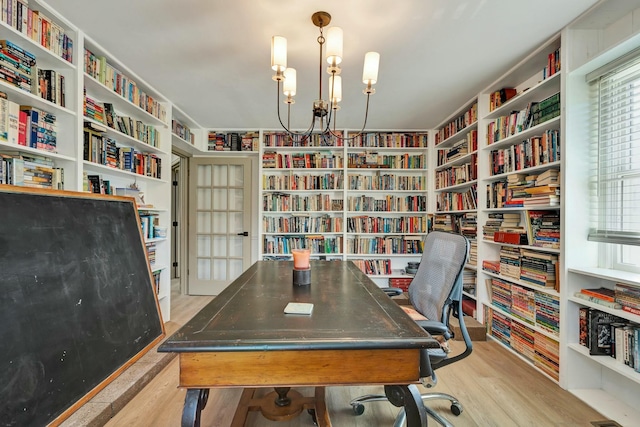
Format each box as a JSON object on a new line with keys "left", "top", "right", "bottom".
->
{"left": 400, "top": 305, "right": 428, "bottom": 321}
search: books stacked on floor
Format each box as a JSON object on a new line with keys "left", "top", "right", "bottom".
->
{"left": 535, "top": 291, "right": 560, "bottom": 335}
{"left": 499, "top": 246, "right": 521, "bottom": 280}
{"left": 350, "top": 258, "right": 391, "bottom": 276}
{"left": 463, "top": 269, "right": 476, "bottom": 296}
{"left": 578, "top": 307, "right": 640, "bottom": 371}
{"left": 534, "top": 333, "right": 559, "bottom": 380}
{"left": 0, "top": 40, "right": 35, "bottom": 94}
{"left": 615, "top": 283, "right": 640, "bottom": 316}
{"left": 389, "top": 276, "right": 413, "bottom": 292}
{"left": 526, "top": 210, "right": 560, "bottom": 249}
{"left": 520, "top": 249, "right": 558, "bottom": 289}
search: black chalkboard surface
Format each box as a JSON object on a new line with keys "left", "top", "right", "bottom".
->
{"left": 0, "top": 187, "right": 165, "bottom": 426}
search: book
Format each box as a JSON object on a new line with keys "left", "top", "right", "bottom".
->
{"left": 587, "top": 309, "right": 621, "bottom": 356}
{"left": 579, "top": 307, "right": 589, "bottom": 347}
{"left": 573, "top": 291, "right": 622, "bottom": 309}
{"left": 284, "top": 302, "right": 313, "bottom": 315}
{"left": 580, "top": 287, "right": 616, "bottom": 302}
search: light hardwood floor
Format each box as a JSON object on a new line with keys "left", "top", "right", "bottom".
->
{"left": 106, "top": 283, "right": 608, "bottom": 427}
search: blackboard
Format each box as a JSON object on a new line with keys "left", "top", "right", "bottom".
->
{"left": 0, "top": 187, "right": 165, "bottom": 426}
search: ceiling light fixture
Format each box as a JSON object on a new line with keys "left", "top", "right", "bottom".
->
{"left": 270, "top": 11, "right": 380, "bottom": 142}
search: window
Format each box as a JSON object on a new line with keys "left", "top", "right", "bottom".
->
{"left": 588, "top": 51, "right": 640, "bottom": 273}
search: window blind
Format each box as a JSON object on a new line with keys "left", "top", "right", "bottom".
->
{"left": 588, "top": 54, "right": 640, "bottom": 246}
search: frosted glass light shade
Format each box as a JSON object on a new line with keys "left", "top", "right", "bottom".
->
{"left": 271, "top": 36, "right": 287, "bottom": 72}
{"left": 283, "top": 68, "right": 297, "bottom": 97}
{"left": 329, "top": 75, "right": 342, "bottom": 103}
{"left": 325, "top": 27, "right": 343, "bottom": 66}
{"left": 362, "top": 51, "right": 380, "bottom": 85}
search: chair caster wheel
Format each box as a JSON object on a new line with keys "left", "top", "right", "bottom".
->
{"left": 307, "top": 409, "right": 318, "bottom": 425}
{"left": 351, "top": 403, "right": 365, "bottom": 415}
{"left": 450, "top": 402, "right": 463, "bottom": 416}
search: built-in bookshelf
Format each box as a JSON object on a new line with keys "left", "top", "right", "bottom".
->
{"left": 475, "top": 34, "right": 563, "bottom": 382}
{"left": 81, "top": 34, "right": 172, "bottom": 322}
{"left": 258, "top": 130, "right": 429, "bottom": 286}
{"left": 560, "top": 2, "right": 640, "bottom": 424}
{"left": 0, "top": 0, "right": 77, "bottom": 190}
{"left": 433, "top": 99, "right": 479, "bottom": 316}
{"left": 171, "top": 105, "right": 203, "bottom": 155}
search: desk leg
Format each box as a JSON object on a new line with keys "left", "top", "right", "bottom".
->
{"left": 384, "top": 385, "right": 427, "bottom": 427}
{"left": 182, "top": 388, "right": 210, "bottom": 427}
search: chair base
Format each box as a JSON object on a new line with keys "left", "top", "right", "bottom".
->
{"left": 349, "top": 392, "right": 462, "bottom": 427}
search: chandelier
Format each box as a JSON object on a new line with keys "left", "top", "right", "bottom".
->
{"left": 270, "top": 11, "right": 380, "bottom": 141}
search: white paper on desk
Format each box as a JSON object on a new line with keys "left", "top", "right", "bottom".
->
{"left": 284, "top": 302, "right": 314, "bottom": 315}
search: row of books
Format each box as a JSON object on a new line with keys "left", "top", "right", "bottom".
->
{"left": 435, "top": 102, "right": 478, "bottom": 145}
{"left": 84, "top": 48, "right": 167, "bottom": 123}
{"left": 262, "top": 131, "right": 343, "bottom": 148}
{"left": 574, "top": 285, "right": 640, "bottom": 316}
{"left": 484, "top": 246, "right": 559, "bottom": 290}
{"left": 579, "top": 307, "right": 640, "bottom": 372}
{"left": 262, "top": 193, "right": 343, "bottom": 212}
{"left": 0, "top": 151, "right": 62, "bottom": 188}
{"left": 0, "top": 98, "right": 57, "bottom": 151}
{"left": 262, "top": 235, "right": 343, "bottom": 255}
{"left": 353, "top": 258, "right": 393, "bottom": 276}
{"left": 486, "top": 169, "right": 559, "bottom": 209}
{"left": 486, "top": 92, "right": 560, "bottom": 145}
{"left": 487, "top": 309, "right": 560, "bottom": 380}
{"left": 434, "top": 154, "right": 478, "bottom": 189}
{"left": 346, "top": 194, "right": 427, "bottom": 212}
{"left": 263, "top": 172, "right": 344, "bottom": 191}
{"left": 84, "top": 94, "right": 161, "bottom": 148}
{"left": 171, "top": 119, "right": 194, "bottom": 144}
{"left": 346, "top": 215, "right": 428, "bottom": 234}
{"left": 346, "top": 152, "right": 425, "bottom": 169}
{"left": 262, "top": 214, "right": 343, "bottom": 234}
{"left": 262, "top": 151, "right": 344, "bottom": 169}
{"left": 207, "top": 131, "right": 257, "bottom": 151}
{"left": 490, "top": 129, "right": 560, "bottom": 176}
{"left": 488, "top": 87, "right": 517, "bottom": 112}
{"left": 1, "top": 2, "right": 73, "bottom": 62}
{"left": 436, "top": 129, "right": 478, "bottom": 166}
{"left": 347, "top": 173, "right": 426, "bottom": 191}
{"left": 346, "top": 236, "right": 424, "bottom": 255}
{"left": 83, "top": 126, "right": 162, "bottom": 179}
{"left": 347, "top": 132, "right": 428, "bottom": 148}
{"left": 435, "top": 184, "right": 477, "bottom": 212}
{"left": 542, "top": 47, "right": 561, "bottom": 80}
{"left": 432, "top": 212, "right": 477, "bottom": 241}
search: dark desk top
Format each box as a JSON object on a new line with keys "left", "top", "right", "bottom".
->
{"left": 159, "top": 261, "right": 438, "bottom": 353}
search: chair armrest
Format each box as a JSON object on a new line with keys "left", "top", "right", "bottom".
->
{"left": 383, "top": 287, "right": 403, "bottom": 296}
{"left": 415, "top": 320, "right": 450, "bottom": 336}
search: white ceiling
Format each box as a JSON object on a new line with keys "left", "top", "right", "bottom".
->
{"left": 45, "top": 0, "right": 600, "bottom": 130}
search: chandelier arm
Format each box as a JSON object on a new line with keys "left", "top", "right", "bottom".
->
{"left": 332, "top": 93, "right": 371, "bottom": 143}
{"left": 276, "top": 81, "right": 316, "bottom": 137}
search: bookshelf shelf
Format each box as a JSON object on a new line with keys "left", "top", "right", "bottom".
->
{"left": 485, "top": 116, "right": 561, "bottom": 151}
{"left": 485, "top": 73, "right": 561, "bottom": 120}
{"left": 567, "top": 343, "right": 640, "bottom": 384}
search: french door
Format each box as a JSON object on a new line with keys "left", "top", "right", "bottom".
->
{"left": 187, "top": 157, "right": 252, "bottom": 295}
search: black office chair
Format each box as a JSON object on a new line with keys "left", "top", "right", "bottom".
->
{"left": 350, "top": 231, "right": 473, "bottom": 427}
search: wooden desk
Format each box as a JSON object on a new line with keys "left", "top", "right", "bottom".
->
{"left": 159, "top": 260, "right": 439, "bottom": 426}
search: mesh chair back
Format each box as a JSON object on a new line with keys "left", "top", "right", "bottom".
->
{"left": 408, "top": 231, "right": 469, "bottom": 322}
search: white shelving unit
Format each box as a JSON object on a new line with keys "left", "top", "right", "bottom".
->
{"left": 80, "top": 34, "right": 172, "bottom": 321}
{"left": 432, "top": 99, "right": 479, "bottom": 314}
{"left": 258, "top": 130, "right": 429, "bottom": 287}
{"left": 561, "top": 1, "right": 640, "bottom": 422}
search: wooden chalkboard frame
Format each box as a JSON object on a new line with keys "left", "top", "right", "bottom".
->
{"left": 0, "top": 185, "right": 165, "bottom": 426}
